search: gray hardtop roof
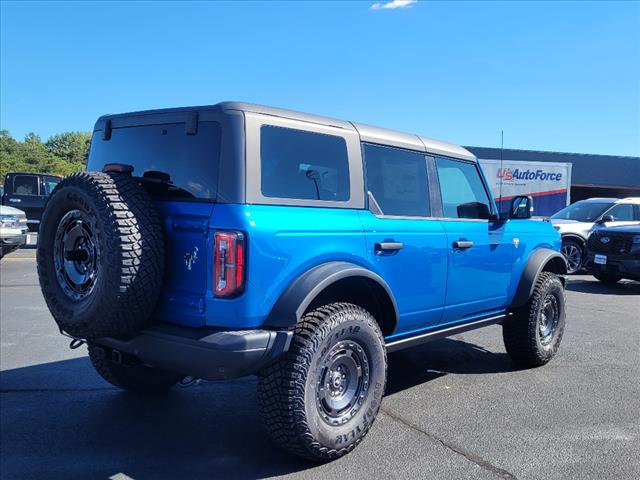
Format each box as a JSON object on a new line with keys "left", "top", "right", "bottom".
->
{"left": 96, "top": 101, "right": 476, "bottom": 162}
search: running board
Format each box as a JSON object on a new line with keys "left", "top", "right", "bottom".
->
{"left": 385, "top": 313, "right": 508, "bottom": 353}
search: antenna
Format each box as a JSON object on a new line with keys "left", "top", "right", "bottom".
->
{"left": 499, "top": 130, "right": 504, "bottom": 212}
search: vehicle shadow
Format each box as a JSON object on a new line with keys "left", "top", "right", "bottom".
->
{"left": 0, "top": 357, "right": 311, "bottom": 480}
{"left": 386, "top": 337, "right": 516, "bottom": 395}
{"left": 0, "top": 337, "right": 513, "bottom": 480}
{"left": 566, "top": 277, "right": 640, "bottom": 295}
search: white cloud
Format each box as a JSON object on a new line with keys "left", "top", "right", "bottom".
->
{"left": 371, "top": 0, "right": 417, "bottom": 10}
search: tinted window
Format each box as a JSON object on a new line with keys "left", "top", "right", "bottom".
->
{"left": 436, "top": 158, "right": 492, "bottom": 219}
{"left": 605, "top": 203, "right": 635, "bottom": 221}
{"left": 87, "top": 122, "right": 221, "bottom": 199}
{"left": 363, "top": 144, "right": 429, "bottom": 217}
{"left": 13, "top": 175, "right": 39, "bottom": 195}
{"left": 42, "top": 176, "right": 61, "bottom": 195}
{"left": 260, "top": 126, "right": 349, "bottom": 201}
{"left": 550, "top": 201, "right": 613, "bottom": 221}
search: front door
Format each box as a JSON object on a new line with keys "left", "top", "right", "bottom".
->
{"left": 434, "top": 157, "right": 513, "bottom": 322}
{"left": 360, "top": 143, "right": 447, "bottom": 336}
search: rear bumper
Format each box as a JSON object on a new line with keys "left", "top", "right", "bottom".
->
{"left": 94, "top": 323, "right": 292, "bottom": 380}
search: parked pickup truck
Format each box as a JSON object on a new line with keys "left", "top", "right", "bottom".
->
{"left": 2, "top": 172, "right": 62, "bottom": 231}
{"left": 37, "top": 102, "right": 567, "bottom": 462}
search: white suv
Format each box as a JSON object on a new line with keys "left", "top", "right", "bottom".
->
{"left": 550, "top": 197, "right": 640, "bottom": 273}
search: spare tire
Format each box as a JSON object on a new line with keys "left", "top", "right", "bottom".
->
{"left": 37, "top": 171, "right": 164, "bottom": 339}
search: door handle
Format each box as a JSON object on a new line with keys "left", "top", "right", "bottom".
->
{"left": 453, "top": 240, "right": 473, "bottom": 249}
{"left": 375, "top": 242, "right": 404, "bottom": 255}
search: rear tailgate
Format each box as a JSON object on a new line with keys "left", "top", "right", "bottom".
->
{"left": 154, "top": 201, "right": 214, "bottom": 327}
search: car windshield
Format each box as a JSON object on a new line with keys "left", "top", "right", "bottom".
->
{"left": 550, "top": 201, "right": 613, "bottom": 222}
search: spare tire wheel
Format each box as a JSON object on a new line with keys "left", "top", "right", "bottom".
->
{"left": 37, "top": 171, "right": 164, "bottom": 339}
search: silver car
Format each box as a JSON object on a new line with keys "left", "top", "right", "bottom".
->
{"left": 550, "top": 197, "right": 640, "bottom": 273}
{"left": 0, "top": 205, "right": 28, "bottom": 258}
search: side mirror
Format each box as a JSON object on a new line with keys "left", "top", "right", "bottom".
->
{"left": 508, "top": 196, "right": 532, "bottom": 219}
{"left": 596, "top": 214, "right": 615, "bottom": 224}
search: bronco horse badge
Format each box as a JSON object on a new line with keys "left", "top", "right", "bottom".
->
{"left": 184, "top": 246, "right": 199, "bottom": 271}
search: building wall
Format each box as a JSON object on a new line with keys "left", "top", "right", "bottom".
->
{"left": 467, "top": 147, "right": 640, "bottom": 209}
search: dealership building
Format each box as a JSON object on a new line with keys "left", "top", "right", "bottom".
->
{"left": 467, "top": 147, "right": 640, "bottom": 209}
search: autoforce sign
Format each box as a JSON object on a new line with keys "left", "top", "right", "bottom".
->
{"left": 497, "top": 168, "right": 563, "bottom": 182}
{"left": 479, "top": 159, "right": 572, "bottom": 216}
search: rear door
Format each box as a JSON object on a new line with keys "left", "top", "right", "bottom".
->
{"left": 360, "top": 143, "right": 447, "bottom": 336}
{"left": 434, "top": 157, "right": 513, "bottom": 322}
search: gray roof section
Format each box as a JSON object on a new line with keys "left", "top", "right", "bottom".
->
{"left": 218, "top": 101, "right": 355, "bottom": 131}
{"left": 467, "top": 146, "right": 640, "bottom": 188}
{"left": 220, "top": 102, "right": 476, "bottom": 161}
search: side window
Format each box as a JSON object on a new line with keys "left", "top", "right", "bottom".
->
{"left": 363, "top": 144, "right": 430, "bottom": 217}
{"left": 260, "top": 125, "right": 350, "bottom": 201}
{"left": 13, "top": 175, "right": 39, "bottom": 195}
{"left": 605, "top": 204, "right": 635, "bottom": 221}
{"left": 42, "top": 177, "right": 61, "bottom": 195}
{"left": 435, "top": 158, "right": 492, "bottom": 219}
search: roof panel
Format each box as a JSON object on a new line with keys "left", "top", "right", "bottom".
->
{"left": 218, "top": 101, "right": 355, "bottom": 130}
{"left": 353, "top": 122, "right": 425, "bottom": 152}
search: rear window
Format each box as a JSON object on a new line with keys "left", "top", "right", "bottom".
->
{"left": 87, "top": 122, "right": 221, "bottom": 199}
{"left": 260, "top": 125, "right": 350, "bottom": 201}
{"left": 13, "top": 175, "right": 39, "bottom": 195}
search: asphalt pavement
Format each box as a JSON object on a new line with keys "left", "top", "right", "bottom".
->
{"left": 1, "top": 249, "right": 639, "bottom": 480}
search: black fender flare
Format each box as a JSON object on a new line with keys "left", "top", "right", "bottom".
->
{"left": 511, "top": 248, "right": 567, "bottom": 309}
{"left": 264, "top": 261, "right": 399, "bottom": 329}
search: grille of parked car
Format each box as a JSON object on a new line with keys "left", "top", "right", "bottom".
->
{"left": 0, "top": 213, "right": 27, "bottom": 229}
{"left": 588, "top": 232, "right": 633, "bottom": 255}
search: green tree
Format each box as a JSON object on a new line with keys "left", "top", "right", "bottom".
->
{"left": 20, "top": 132, "right": 56, "bottom": 171}
{"left": 0, "top": 130, "right": 90, "bottom": 180}
{"left": 46, "top": 131, "right": 91, "bottom": 165}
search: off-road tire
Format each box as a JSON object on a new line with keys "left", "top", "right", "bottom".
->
{"left": 257, "top": 302, "right": 387, "bottom": 462}
{"left": 37, "top": 171, "right": 164, "bottom": 339}
{"left": 593, "top": 272, "right": 622, "bottom": 285}
{"left": 503, "top": 272, "right": 566, "bottom": 367}
{"left": 88, "top": 345, "right": 180, "bottom": 393}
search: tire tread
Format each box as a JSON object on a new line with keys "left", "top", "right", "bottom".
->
{"left": 257, "top": 302, "right": 386, "bottom": 461}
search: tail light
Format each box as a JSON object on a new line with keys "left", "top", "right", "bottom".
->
{"left": 214, "top": 230, "right": 246, "bottom": 297}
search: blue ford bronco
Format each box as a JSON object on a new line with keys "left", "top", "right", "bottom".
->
{"left": 37, "top": 102, "right": 567, "bottom": 461}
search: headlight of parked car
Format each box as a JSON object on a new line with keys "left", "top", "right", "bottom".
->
{"left": 0, "top": 215, "right": 19, "bottom": 228}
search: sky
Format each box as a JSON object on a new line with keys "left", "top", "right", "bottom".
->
{"left": 1, "top": 0, "right": 639, "bottom": 156}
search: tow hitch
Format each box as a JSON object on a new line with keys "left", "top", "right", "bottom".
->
{"left": 59, "top": 328, "right": 86, "bottom": 350}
